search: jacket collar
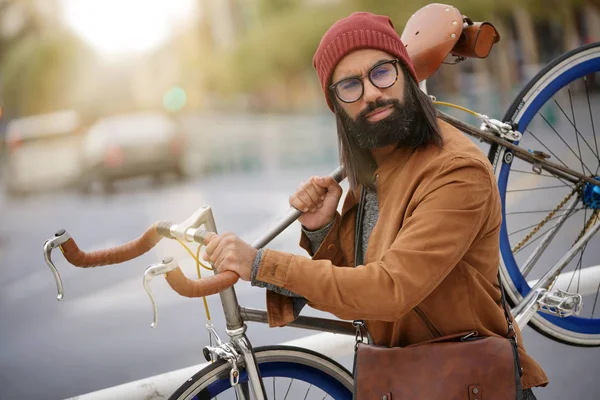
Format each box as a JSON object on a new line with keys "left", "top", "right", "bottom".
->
{"left": 341, "top": 145, "right": 415, "bottom": 216}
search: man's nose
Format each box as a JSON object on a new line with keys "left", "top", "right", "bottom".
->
{"left": 362, "top": 79, "right": 383, "bottom": 104}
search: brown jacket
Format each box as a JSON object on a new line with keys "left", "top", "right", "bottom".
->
{"left": 256, "top": 119, "right": 548, "bottom": 389}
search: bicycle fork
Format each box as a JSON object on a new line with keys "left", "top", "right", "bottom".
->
{"left": 202, "top": 322, "right": 267, "bottom": 399}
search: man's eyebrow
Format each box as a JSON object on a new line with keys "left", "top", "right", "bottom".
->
{"left": 336, "top": 58, "right": 393, "bottom": 81}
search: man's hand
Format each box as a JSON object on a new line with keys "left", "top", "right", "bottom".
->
{"left": 202, "top": 232, "right": 257, "bottom": 281}
{"left": 289, "top": 176, "right": 343, "bottom": 231}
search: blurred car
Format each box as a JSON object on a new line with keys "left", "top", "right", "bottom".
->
{"left": 2, "top": 110, "right": 83, "bottom": 197}
{"left": 80, "top": 112, "right": 186, "bottom": 193}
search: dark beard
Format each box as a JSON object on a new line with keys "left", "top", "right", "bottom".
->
{"left": 339, "top": 94, "right": 420, "bottom": 149}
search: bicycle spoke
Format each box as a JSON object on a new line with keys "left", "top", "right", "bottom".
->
{"left": 273, "top": 377, "right": 276, "bottom": 400}
{"left": 514, "top": 224, "right": 562, "bottom": 255}
{"left": 566, "top": 231, "right": 589, "bottom": 296}
{"left": 509, "top": 212, "right": 582, "bottom": 237}
{"left": 539, "top": 113, "right": 595, "bottom": 176}
{"left": 507, "top": 184, "right": 571, "bottom": 193}
{"left": 592, "top": 279, "right": 600, "bottom": 318}
{"left": 583, "top": 76, "right": 600, "bottom": 175}
{"left": 576, "top": 208, "right": 589, "bottom": 295}
{"left": 568, "top": 89, "right": 588, "bottom": 176}
{"left": 507, "top": 208, "right": 581, "bottom": 216}
{"left": 526, "top": 129, "right": 571, "bottom": 170}
{"left": 511, "top": 169, "right": 575, "bottom": 188}
{"left": 303, "top": 385, "right": 313, "bottom": 400}
{"left": 577, "top": 244, "right": 585, "bottom": 295}
{"left": 507, "top": 208, "right": 584, "bottom": 216}
{"left": 554, "top": 95, "right": 600, "bottom": 162}
{"left": 512, "top": 169, "right": 559, "bottom": 178}
{"left": 284, "top": 379, "right": 294, "bottom": 399}
{"left": 566, "top": 212, "right": 587, "bottom": 294}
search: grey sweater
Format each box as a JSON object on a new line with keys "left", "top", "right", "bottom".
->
{"left": 250, "top": 189, "right": 379, "bottom": 316}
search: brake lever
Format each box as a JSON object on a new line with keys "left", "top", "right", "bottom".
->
{"left": 143, "top": 257, "right": 179, "bottom": 328}
{"left": 43, "top": 229, "right": 71, "bottom": 300}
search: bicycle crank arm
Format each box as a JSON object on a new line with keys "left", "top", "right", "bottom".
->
{"left": 143, "top": 257, "right": 179, "bottom": 328}
{"left": 43, "top": 229, "right": 71, "bottom": 300}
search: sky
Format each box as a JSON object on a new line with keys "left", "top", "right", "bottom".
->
{"left": 60, "top": 0, "right": 198, "bottom": 57}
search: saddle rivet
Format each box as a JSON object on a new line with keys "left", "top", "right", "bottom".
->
{"left": 445, "top": 7, "right": 450, "bottom": 11}
{"left": 451, "top": 33, "right": 456, "bottom": 39}
{"left": 382, "top": 396, "right": 388, "bottom": 400}
{"left": 473, "top": 388, "right": 479, "bottom": 394}
{"left": 452, "top": 20, "right": 458, "bottom": 25}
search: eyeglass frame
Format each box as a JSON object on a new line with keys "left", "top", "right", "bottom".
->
{"left": 328, "top": 59, "right": 400, "bottom": 104}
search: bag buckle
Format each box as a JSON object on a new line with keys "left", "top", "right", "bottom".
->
{"left": 353, "top": 320, "right": 366, "bottom": 350}
{"left": 461, "top": 331, "right": 478, "bottom": 341}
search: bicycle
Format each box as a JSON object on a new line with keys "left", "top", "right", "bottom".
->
{"left": 42, "top": 4, "right": 600, "bottom": 399}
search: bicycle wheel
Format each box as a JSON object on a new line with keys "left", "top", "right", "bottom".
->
{"left": 488, "top": 41, "right": 600, "bottom": 346}
{"left": 169, "top": 345, "right": 353, "bottom": 399}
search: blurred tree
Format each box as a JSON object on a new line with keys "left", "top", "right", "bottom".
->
{"left": 0, "top": 0, "right": 42, "bottom": 62}
{"left": 0, "top": 0, "right": 91, "bottom": 118}
{"left": 202, "top": 3, "right": 349, "bottom": 108}
{"left": 198, "top": 0, "right": 599, "bottom": 111}
{"left": 1, "top": 32, "right": 92, "bottom": 118}
{"left": 256, "top": 0, "right": 302, "bottom": 19}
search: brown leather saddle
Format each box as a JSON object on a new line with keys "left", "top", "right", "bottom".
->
{"left": 400, "top": 3, "right": 501, "bottom": 82}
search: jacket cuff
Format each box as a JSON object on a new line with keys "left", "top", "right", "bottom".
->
{"left": 301, "top": 219, "right": 335, "bottom": 254}
{"left": 250, "top": 248, "right": 266, "bottom": 288}
{"left": 256, "top": 249, "right": 293, "bottom": 288}
{"left": 299, "top": 212, "right": 342, "bottom": 259}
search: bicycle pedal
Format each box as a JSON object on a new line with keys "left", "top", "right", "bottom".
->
{"left": 537, "top": 289, "right": 583, "bottom": 318}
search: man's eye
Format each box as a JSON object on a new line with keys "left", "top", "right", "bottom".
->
{"left": 372, "top": 67, "right": 390, "bottom": 78}
{"left": 340, "top": 80, "right": 360, "bottom": 90}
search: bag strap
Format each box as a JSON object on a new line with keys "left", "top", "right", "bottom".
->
{"left": 353, "top": 187, "right": 371, "bottom": 346}
{"left": 498, "top": 270, "right": 518, "bottom": 341}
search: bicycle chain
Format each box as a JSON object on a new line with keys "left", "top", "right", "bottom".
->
{"left": 545, "top": 209, "right": 600, "bottom": 291}
{"left": 573, "top": 209, "right": 600, "bottom": 245}
{"left": 512, "top": 188, "right": 578, "bottom": 254}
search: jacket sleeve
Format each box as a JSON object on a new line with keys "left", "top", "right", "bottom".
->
{"left": 264, "top": 212, "right": 349, "bottom": 327}
{"left": 257, "top": 157, "right": 495, "bottom": 322}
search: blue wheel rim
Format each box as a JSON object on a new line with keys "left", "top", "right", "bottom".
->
{"left": 498, "top": 57, "right": 600, "bottom": 334}
{"left": 194, "top": 361, "right": 352, "bottom": 398}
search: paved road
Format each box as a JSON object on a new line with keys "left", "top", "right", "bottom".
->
{"left": 0, "top": 165, "right": 599, "bottom": 399}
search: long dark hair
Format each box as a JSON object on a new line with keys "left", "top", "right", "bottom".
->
{"left": 332, "top": 64, "right": 443, "bottom": 193}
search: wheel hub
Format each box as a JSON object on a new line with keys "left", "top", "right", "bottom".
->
{"left": 583, "top": 176, "right": 600, "bottom": 209}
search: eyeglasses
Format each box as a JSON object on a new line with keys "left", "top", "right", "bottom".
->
{"left": 329, "top": 59, "right": 399, "bottom": 104}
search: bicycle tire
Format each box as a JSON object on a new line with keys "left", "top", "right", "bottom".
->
{"left": 488, "top": 41, "right": 600, "bottom": 346}
{"left": 168, "top": 345, "right": 354, "bottom": 399}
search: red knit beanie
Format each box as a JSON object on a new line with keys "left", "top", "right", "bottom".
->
{"left": 313, "top": 12, "right": 418, "bottom": 112}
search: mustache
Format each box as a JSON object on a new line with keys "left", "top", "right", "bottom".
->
{"left": 358, "top": 99, "right": 401, "bottom": 121}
